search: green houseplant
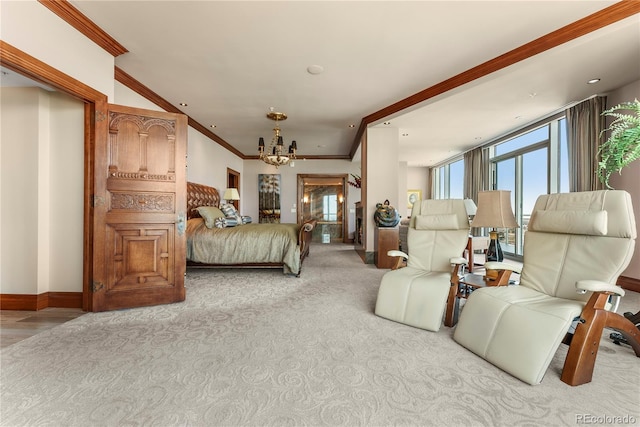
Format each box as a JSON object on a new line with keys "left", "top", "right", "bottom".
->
{"left": 598, "top": 99, "right": 640, "bottom": 189}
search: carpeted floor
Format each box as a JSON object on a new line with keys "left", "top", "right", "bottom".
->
{"left": 1, "top": 243, "right": 638, "bottom": 426}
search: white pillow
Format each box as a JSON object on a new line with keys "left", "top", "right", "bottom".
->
{"left": 415, "top": 214, "right": 460, "bottom": 230}
{"left": 529, "top": 210, "right": 607, "bottom": 236}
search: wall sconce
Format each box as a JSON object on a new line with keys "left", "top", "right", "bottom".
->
{"left": 338, "top": 194, "right": 344, "bottom": 204}
{"left": 303, "top": 195, "right": 309, "bottom": 204}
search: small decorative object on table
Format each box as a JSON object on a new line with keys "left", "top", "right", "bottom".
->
{"left": 374, "top": 199, "right": 400, "bottom": 227}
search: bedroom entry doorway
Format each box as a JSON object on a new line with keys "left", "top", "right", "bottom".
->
{"left": 227, "top": 168, "right": 240, "bottom": 212}
{"left": 297, "top": 174, "right": 348, "bottom": 243}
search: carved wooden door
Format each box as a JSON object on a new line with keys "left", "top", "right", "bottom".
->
{"left": 91, "top": 104, "right": 187, "bottom": 311}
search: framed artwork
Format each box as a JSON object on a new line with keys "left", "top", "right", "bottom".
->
{"left": 407, "top": 189, "right": 422, "bottom": 208}
{"left": 258, "top": 174, "right": 281, "bottom": 223}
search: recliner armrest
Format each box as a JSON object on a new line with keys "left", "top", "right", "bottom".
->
{"left": 387, "top": 250, "right": 408, "bottom": 259}
{"left": 576, "top": 280, "right": 625, "bottom": 297}
{"left": 484, "top": 261, "right": 522, "bottom": 274}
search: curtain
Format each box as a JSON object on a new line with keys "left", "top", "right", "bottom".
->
{"left": 463, "top": 146, "right": 488, "bottom": 203}
{"left": 566, "top": 96, "right": 607, "bottom": 192}
{"left": 463, "top": 146, "right": 488, "bottom": 237}
{"left": 425, "top": 167, "right": 434, "bottom": 200}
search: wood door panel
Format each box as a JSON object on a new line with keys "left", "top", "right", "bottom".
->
{"left": 107, "top": 224, "right": 173, "bottom": 290}
{"left": 93, "top": 104, "right": 187, "bottom": 311}
{"left": 108, "top": 111, "right": 176, "bottom": 181}
{"left": 109, "top": 190, "right": 175, "bottom": 213}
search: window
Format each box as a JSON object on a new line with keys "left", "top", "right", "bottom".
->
{"left": 433, "top": 158, "right": 464, "bottom": 199}
{"left": 322, "top": 194, "right": 338, "bottom": 221}
{"left": 430, "top": 113, "right": 567, "bottom": 259}
{"left": 489, "top": 115, "right": 567, "bottom": 258}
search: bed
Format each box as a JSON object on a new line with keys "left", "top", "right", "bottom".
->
{"left": 186, "top": 181, "right": 316, "bottom": 276}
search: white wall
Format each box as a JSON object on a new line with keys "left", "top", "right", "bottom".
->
{"left": 1, "top": 88, "right": 42, "bottom": 294}
{"left": 366, "top": 127, "right": 399, "bottom": 252}
{"left": 607, "top": 79, "right": 640, "bottom": 280}
{"left": 48, "top": 92, "right": 85, "bottom": 292}
{"left": 187, "top": 129, "right": 243, "bottom": 193}
{"left": 407, "top": 166, "right": 429, "bottom": 216}
{"left": 0, "top": 88, "right": 84, "bottom": 294}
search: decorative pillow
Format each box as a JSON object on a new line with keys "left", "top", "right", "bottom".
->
{"left": 196, "top": 206, "right": 225, "bottom": 229}
{"left": 220, "top": 203, "right": 237, "bottom": 218}
{"left": 241, "top": 215, "right": 253, "bottom": 224}
{"left": 529, "top": 210, "right": 607, "bottom": 236}
{"left": 224, "top": 216, "right": 239, "bottom": 227}
{"left": 415, "top": 213, "right": 460, "bottom": 230}
{"left": 213, "top": 217, "right": 227, "bottom": 229}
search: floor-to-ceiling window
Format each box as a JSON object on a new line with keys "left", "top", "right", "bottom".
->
{"left": 433, "top": 157, "right": 464, "bottom": 199}
{"left": 492, "top": 142, "right": 548, "bottom": 256}
{"left": 489, "top": 114, "right": 566, "bottom": 258}
{"left": 432, "top": 113, "right": 567, "bottom": 259}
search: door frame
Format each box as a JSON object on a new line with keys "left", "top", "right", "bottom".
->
{"left": 1, "top": 41, "right": 106, "bottom": 311}
{"left": 296, "top": 174, "right": 349, "bottom": 243}
{"left": 226, "top": 167, "right": 240, "bottom": 212}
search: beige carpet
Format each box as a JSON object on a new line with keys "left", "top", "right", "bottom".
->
{"left": 1, "top": 243, "right": 639, "bottom": 426}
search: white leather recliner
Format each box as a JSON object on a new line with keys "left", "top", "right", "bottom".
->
{"left": 454, "top": 190, "right": 640, "bottom": 386}
{"left": 374, "top": 199, "right": 470, "bottom": 331}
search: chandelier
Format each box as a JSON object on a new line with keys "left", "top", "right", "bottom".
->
{"left": 258, "top": 110, "right": 297, "bottom": 168}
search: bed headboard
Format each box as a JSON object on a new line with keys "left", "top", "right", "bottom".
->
{"left": 187, "top": 182, "right": 220, "bottom": 219}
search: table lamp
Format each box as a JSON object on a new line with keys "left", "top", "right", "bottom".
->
{"left": 463, "top": 198, "right": 477, "bottom": 223}
{"left": 470, "top": 190, "right": 519, "bottom": 262}
{"left": 223, "top": 188, "right": 240, "bottom": 206}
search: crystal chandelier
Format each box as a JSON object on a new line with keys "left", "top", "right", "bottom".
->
{"left": 258, "top": 109, "right": 297, "bottom": 168}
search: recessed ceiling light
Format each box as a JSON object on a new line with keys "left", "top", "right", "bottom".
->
{"left": 383, "top": 121, "right": 391, "bottom": 125}
{"left": 210, "top": 124, "right": 216, "bottom": 128}
{"left": 402, "top": 133, "right": 409, "bottom": 137}
{"left": 179, "top": 102, "right": 188, "bottom": 106}
{"left": 348, "top": 124, "right": 355, "bottom": 128}
{"left": 475, "top": 137, "right": 482, "bottom": 140}
{"left": 307, "top": 65, "right": 324, "bottom": 75}
{"left": 587, "top": 78, "right": 601, "bottom": 84}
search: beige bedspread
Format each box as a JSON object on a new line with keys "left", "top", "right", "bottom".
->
{"left": 186, "top": 218, "right": 301, "bottom": 275}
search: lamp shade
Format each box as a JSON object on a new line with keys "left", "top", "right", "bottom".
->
{"left": 470, "top": 190, "right": 519, "bottom": 228}
{"left": 463, "top": 199, "right": 477, "bottom": 216}
{"left": 223, "top": 188, "right": 240, "bottom": 201}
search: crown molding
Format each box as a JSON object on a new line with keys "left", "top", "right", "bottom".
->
{"left": 38, "top": 0, "right": 128, "bottom": 57}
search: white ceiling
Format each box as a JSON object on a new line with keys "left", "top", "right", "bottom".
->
{"left": 46, "top": 2, "right": 640, "bottom": 166}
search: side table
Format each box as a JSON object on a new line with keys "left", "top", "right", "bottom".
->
{"left": 374, "top": 226, "right": 399, "bottom": 269}
{"left": 444, "top": 272, "right": 511, "bottom": 327}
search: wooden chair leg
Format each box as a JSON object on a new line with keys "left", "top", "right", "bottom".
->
{"left": 444, "top": 265, "right": 461, "bottom": 327}
{"left": 561, "top": 293, "right": 640, "bottom": 386}
{"left": 444, "top": 283, "right": 459, "bottom": 327}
